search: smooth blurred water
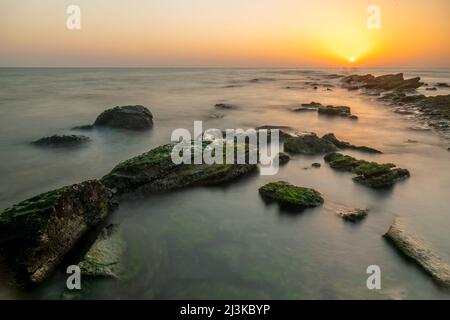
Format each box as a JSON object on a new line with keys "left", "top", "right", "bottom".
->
{"left": 0, "top": 68, "right": 449, "bottom": 299}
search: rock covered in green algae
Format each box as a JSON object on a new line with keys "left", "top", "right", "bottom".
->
{"left": 324, "top": 153, "right": 410, "bottom": 188}
{"left": 284, "top": 133, "right": 338, "bottom": 155}
{"left": 101, "top": 142, "right": 257, "bottom": 197}
{"left": 0, "top": 180, "right": 111, "bottom": 284}
{"left": 321, "top": 133, "right": 382, "bottom": 154}
{"left": 384, "top": 219, "right": 450, "bottom": 288}
{"left": 337, "top": 208, "right": 368, "bottom": 222}
{"left": 32, "top": 134, "right": 90, "bottom": 147}
{"left": 94, "top": 105, "right": 153, "bottom": 130}
{"left": 258, "top": 181, "right": 324, "bottom": 210}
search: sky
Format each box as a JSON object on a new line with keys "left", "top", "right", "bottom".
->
{"left": 0, "top": 0, "right": 449, "bottom": 67}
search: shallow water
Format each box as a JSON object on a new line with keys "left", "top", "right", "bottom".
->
{"left": 0, "top": 67, "right": 449, "bottom": 299}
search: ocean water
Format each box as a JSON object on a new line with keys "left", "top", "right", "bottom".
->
{"left": 0, "top": 67, "right": 449, "bottom": 299}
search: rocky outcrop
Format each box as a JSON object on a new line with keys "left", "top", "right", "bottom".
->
{"left": 0, "top": 180, "right": 112, "bottom": 284}
{"left": 284, "top": 133, "right": 338, "bottom": 155}
{"left": 322, "top": 133, "right": 382, "bottom": 154}
{"left": 94, "top": 105, "right": 153, "bottom": 130}
{"left": 32, "top": 135, "right": 90, "bottom": 147}
{"left": 337, "top": 208, "right": 368, "bottom": 222}
{"left": 259, "top": 181, "right": 323, "bottom": 211}
{"left": 324, "top": 153, "right": 410, "bottom": 188}
{"left": 101, "top": 142, "right": 257, "bottom": 197}
{"left": 342, "top": 73, "right": 423, "bottom": 91}
{"left": 292, "top": 102, "right": 322, "bottom": 112}
{"left": 255, "top": 125, "right": 298, "bottom": 140}
{"left": 277, "top": 152, "right": 290, "bottom": 165}
{"left": 384, "top": 219, "right": 450, "bottom": 288}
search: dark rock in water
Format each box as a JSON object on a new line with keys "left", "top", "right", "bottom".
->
{"left": 284, "top": 133, "right": 338, "bottom": 155}
{"left": 72, "top": 125, "right": 94, "bottom": 131}
{"left": 324, "top": 152, "right": 410, "bottom": 188}
{"left": 209, "top": 112, "right": 225, "bottom": 119}
{"left": 215, "top": 103, "right": 238, "bottom": 110}
{"left": 342, "top": 73, "right": 423, "bottom": 91}
{"left": 406, "top": 139, "right": 418, "bottom": 143}
{"left": 378, "top": 91, "right": 426, "bottom": 105}
{"left": 318, "top": 105, "right": 356, "bottom": 119}
{"left": 384, "top": 219, "right": 450, "bottom": 288}
{"left": 337, "top": 208, "right": 368, "bottom": 222}
{"left": 32, "top": 134, "right": 90, "bottom": 147}
{"left": 448, "top": 147, "right": 450, "bottom": 151}
{"left": 277, "top": 152, "right": 290, "bottom": 165}
{"left": 436, "top": 82, "right": 450, "bottom": 88}
{"left": 0, "top": 180, "right": 111, "bottom": 284}
{"left": 292, "top": 102, "right": 322, "bottom": 112}
{"left": 416, "top": 95, "right": 450, "bottom": 121}
{"left": 426, "top": 87, "right": 437, "bottom": 91}
{"left": 101, "top": 142, "right": 257, "bottom": 197}
{"left": 311, "top": 162, "right": 321, "bottom": 168}
{"left": 322, "top": 133, "right": 382, "bottom": 154}
{"left": 94, "top": 105, "right": 153, "bottom": 130}
{"left": 259, "top": 181, "right": 323, "bottom": 211}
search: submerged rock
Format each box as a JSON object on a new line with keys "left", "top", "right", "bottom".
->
{"left": 337, "top": 208, "right": 368, "bottom": 222}
{"left": 71, "top": 125, "right": 94, "bottom": 131}
{"left": 259, "top": 181, "right": 323, "bottom": 211}
{"left": 384, "top": 219, "right": 450, "bottom": 288}
{"left": 292, "top": 102, "right": 322, "bottom": 112}
{"left": 311, "top": 162, "right": 321, "bottom": 168}
{"left": 284, "top": 133, "right": 338, "bottom": 155}
{"left": 215, "top": 103, "right": 238, "bottom": 110}
{"left": 277, "top": 152, "right": 291, "bottom": 165}
{"left": 0, "top": 180, "right": 111, "bottom": 284}
{"left": 101, "top": 142, "right": 257, "bottom": 197}
{"left": 32, "top": 134, "right": 90, "bottom": 147}
{"left": 94, "top": 105, "right": 153, "bottom": 130}
{"left": 255, "top": 125, "right": 297, "bottom": 140}
{"left": 342, "top": 73, "right": 423, "bottom": 91}
{"left": 324, "top": 153, "right": 410, "bottom": 188}
{"left": 436, "top": 83, "right": 450, "bottom": 88}
{"left": 322, "top": 133, "right": 382, "bottom": 154}
{"left": 318, "top": 105, "right": 353, "bottom": 118}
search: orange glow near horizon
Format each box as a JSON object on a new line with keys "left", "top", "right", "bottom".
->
{"left": 0, "top": 0, "right": 449, "bottom": 67}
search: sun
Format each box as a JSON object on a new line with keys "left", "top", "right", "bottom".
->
{"left": 348, "top": 56, "right": 356, "bottom": 63}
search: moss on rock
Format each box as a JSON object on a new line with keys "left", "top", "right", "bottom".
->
{"left": 0, "top": 180, "right": 111, "bottom": 284}
{"left": 259, "top": 181, "right": 324, "bottom": 211}
{"left": 284, "top": 133, "right": 338, "bottom": 155}
{"left": 324, "top": 153, "right": 410, "bottom": 188}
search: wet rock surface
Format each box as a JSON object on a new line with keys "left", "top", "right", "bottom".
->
{"left": 259, "top": 181, "right": 324, "bottom": 211}
{"left": 277, "top": 152, "right": 291, "bottom": 165}
{"left": 284, "top": 133, "right": 338, "bottom": 155}
{"left": 337, "top": 208, "right": 368, "bottom": 222}
{"left": 94, "top": 105, "right": 153, "bottom": 130}
{"left": 324, "top": 153, "right": 410, "bottom": 188}
{"left": 101, "top": 142, "right": 257, "bottom": 197}
{"left": 32, "top": 135, "right": 90, "bottom": 147}
{"left": 0, "top": 180, "right": 112, "bottom": 284}
{"left": 384, "top": 219, "right": 450, "bottom": 288}
{"left": 215, "top": 103, "right": 238, "bottom": 110}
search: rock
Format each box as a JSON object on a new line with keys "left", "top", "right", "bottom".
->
{"left": 101, "top": 142, "right": 257, "bottom": 197}
{"left": 416, "top": 95, "right": 450, "bottom": 121}
{"left": 311, "top": 163, "right": 321, "bottom": 168}
{"left": 321, "top": 133, "right": 382, "bottom": 154}
{"left": 448, "top": 147, "right": 450, "bottom": 151}
{"left": 342, "top": 73, "right": 423, "bottom": 91}
{"left": 209, "top": 113, "right": 225, "bottom": 119}
{"left": 292, "top": 102, "right": 322, "bottom": 112}
{"left": 32, "top": 134, "right": 90, "bottom": 147}
{"left": 79, "top": 224, "right": 126, "bottom": 279}
{"left": 284, "top": 133, "right": 338, "bottom": 155}
{"left": 0, "top": 180, "right": 111, "bottom": 284}
{"left": 436, "top": 83, "right": 450, "bottom": 88}
{"left": 94, "top": 105, "right": 153, "bottom": 130}
{"left": 277, "top": 152, "right": 290, "bottom": 165}
{"left": 426, "top": 87, "right": 437, "bottom": 91}
{"left": 258, "top": 181, "right": 323, "bottom": 211}
{"left": 406, "top": 139, "right": 418, "bottom": 143}
{"left": 337, "top": 208, "right": 368, "bottom": 222}
{"left": 324, "top": 152, "right": 410, "bottom": 188}
{"left": 318, "top": 105, "right": 352, "bottom": 117}
{"left": 215, "top": 103, "right": 238, "bottom": 110}
{"left": 384, "top": 219, "right": 450, "bottom": 287}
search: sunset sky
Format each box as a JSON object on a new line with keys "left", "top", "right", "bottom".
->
{"left": 0, "top": 0, "right": 449, "bottom": 67}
